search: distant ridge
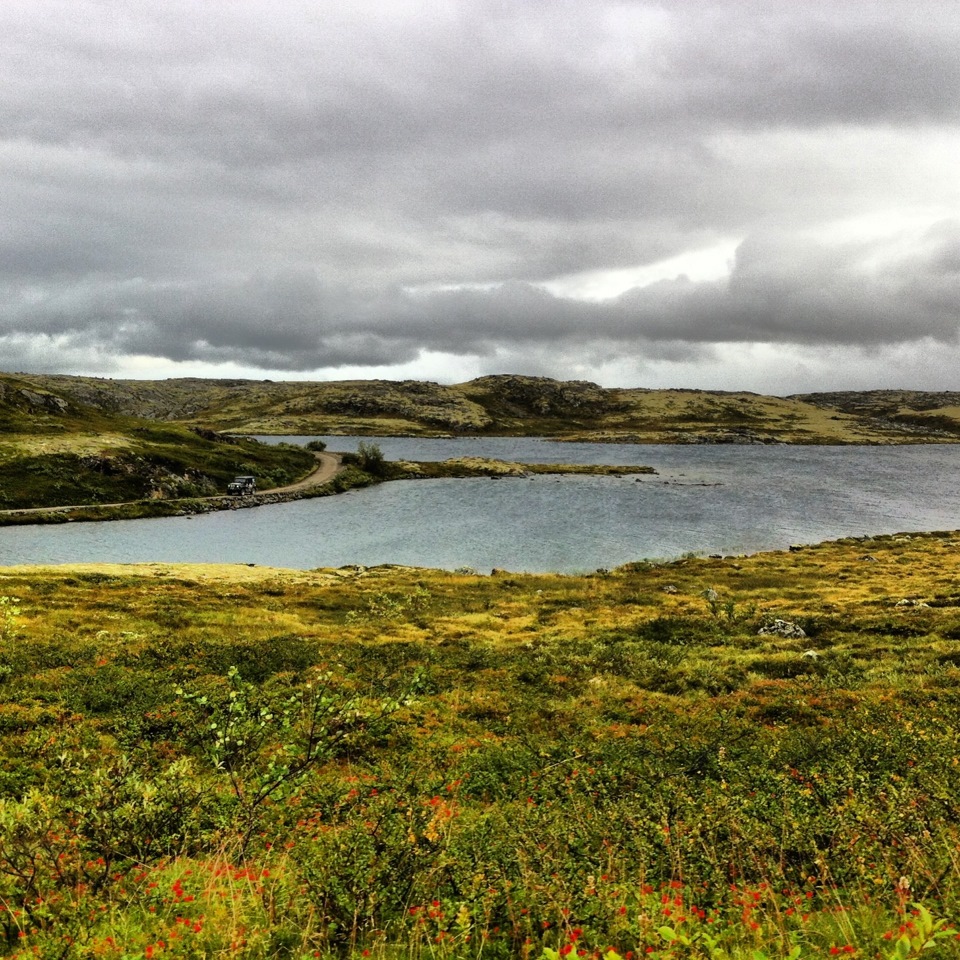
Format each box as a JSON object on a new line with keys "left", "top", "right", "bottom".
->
{"left": 11, "top": 372, "right": 960, "bottom": 444}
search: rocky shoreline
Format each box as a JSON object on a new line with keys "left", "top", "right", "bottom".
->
{"left": 0, "top": 458, "right": 658, "bottom": 527}
{"left": 0, "top": 469, "right": 374, "bottom": 527}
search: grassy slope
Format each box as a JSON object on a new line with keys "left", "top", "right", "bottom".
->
{"left": 793, "top": 389, "right": 960, "bottom": 440}
{"left": 19, "top": 372, "right": 960, "bottom": 442}
{"left": 0, "top": 374, "right": 316, "bottom": 509}
{"left": 2, "top": 533, "right": 960, "bottom": 956}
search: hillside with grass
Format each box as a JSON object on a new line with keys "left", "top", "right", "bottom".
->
{"left": 0, "top": 374, "right": 316, "bottom": 510}
{"left": 17, "top": 372, "right": 960, "bottom": 443}
{"left": 1, "top": 532, "right": 960, "bottom": 957}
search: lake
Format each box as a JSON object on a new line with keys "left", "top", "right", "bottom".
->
{"left": 1, "top": 438, "right": 959, "bottom": 572}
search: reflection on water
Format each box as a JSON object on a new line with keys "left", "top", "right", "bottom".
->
{"left": 1, "top": 440, "right": 959, "bottom": 572}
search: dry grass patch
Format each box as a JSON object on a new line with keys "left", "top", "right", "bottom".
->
{"left": 0, "top": 432, "right": 133, "bottom": 458}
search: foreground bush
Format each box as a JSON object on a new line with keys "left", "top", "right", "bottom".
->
{"left": 2, "top": 532, "right": 960, "bottom": 956}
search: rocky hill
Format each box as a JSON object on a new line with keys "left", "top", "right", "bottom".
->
{"left": 791, "top": 390, "right": 960, "bottom": 440}
{"left": 13, "top": 372, "right": 960, "bottom": 443}
{"left": 0, "top": 374, "right": 315, "bottom": 510}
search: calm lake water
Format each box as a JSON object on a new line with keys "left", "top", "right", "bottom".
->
{"left": 2, "top": 438, "right": 959, "bottom": 573}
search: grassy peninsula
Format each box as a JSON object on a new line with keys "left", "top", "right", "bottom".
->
{"left": 390, "top": 457, "right": 656, "bottom": 479}
{"left": 2, "top": 533, "right": 960, "bottom": 958}
{"left": 0, "top": 374, "right": 316, "bottom": 512}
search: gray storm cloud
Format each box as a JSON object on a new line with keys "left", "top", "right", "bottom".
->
{"left": 1, "top": 0, "right": 959, "bottom": 386}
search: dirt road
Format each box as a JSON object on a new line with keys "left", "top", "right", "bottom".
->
{"left": 271, "top": 451, "right": 342, "bottom": 493}
{"left": 0, "top": 451, "right": 344, "bottom": 517}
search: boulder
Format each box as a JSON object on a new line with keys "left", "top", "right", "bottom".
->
{"left": 758, "top": 619, "right": 807, "bottom": 639}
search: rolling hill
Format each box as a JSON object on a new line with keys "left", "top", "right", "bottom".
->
{"left": 0, "top": 374, "right": 316, "bottom": 510}
{"left": 13, "top": 372, "right": 960, "bottom": 443}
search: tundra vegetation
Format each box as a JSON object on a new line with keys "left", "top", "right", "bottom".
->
{"left": 0, "top": 375, "right": 316, "bottom": 512}
{"left": 1, "top": 533, "right": 960, "bottom": 957}
{"left": 17, "top": 373, "right": 960, "bottom": 443}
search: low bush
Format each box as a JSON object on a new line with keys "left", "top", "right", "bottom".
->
{"left": 1, "top": 536, "right": 960, "bottom": 956}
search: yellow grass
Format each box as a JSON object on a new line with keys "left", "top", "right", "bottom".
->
{"left": 0, "top": 432, "right": 133, "bottom": 458}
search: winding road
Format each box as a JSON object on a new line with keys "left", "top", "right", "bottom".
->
{"left": 0, "top": 451, "right": 345, "bottom": 517}
{"left": 270, "top": 451, "right": 343, "bottom": 493}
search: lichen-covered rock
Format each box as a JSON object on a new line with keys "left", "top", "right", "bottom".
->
{"left": 18, "top": 388, "right": 68, "bottom": 412}
{"left": 758, "top": 619, "right": 807, "bottom": 639}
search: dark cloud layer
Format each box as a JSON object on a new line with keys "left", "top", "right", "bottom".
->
{"left": 1, "top": 1, "right": 959, "bottom": 388}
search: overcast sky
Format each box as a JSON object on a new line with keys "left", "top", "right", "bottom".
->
{"left": 2, "top": 0, "right": 959, "bottom": 393}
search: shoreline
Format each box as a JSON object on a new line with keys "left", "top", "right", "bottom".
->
{"left": 0, "top": 527, "right": 953, "bottom": 579}
{"left": 0, "top": 458, "right": 656, "bottom": 527}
